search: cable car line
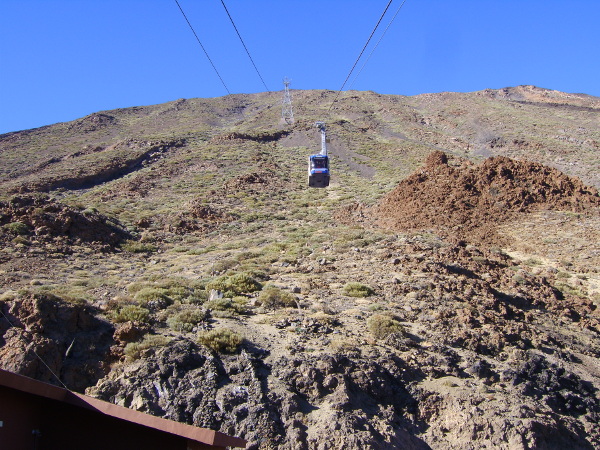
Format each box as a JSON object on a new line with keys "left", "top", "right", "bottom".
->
{"left": 219, "top": 0, "right": 271, "bottom": 93}
{"left": 348, "top": 0, "right": 408, "bottom": 91}
{"left": 328, "top": 0, "right": 394, "bottom": 111}
{"left": 174, "top": 0, "right": 231, "bottom": 95}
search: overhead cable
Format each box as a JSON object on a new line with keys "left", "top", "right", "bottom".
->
{"left": 329, "top": 0, "right": 394, "bottom": 110}
{"left": 348, "top": 0, "right": 408, "bottom": 91}
{"left": 219, "top": 0, "right": 271, "bottom": 92}
{"left": 174, "top": 0, "right": 231, "bottom": 95}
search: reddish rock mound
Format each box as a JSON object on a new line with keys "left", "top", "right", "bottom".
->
{"left": 223, "top": 170, "right": 285, "bottom": 195}
{"left": 0, "top": 194, "right": 129, "bottom": 252}
{"left": 376, "top": 151, "right": 600, "bottom": 241}
{"left": 167, "top": 199, "right": 235, "bottom": 234}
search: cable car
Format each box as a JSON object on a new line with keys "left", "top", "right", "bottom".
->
{"left": 308, "top": 154, "right": 330, "bottom": 188}
{"left": 308, "top": 121, "right": 330, "bottom": 188}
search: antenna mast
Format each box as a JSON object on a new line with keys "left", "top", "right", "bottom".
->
{"left": 282, "top": 77, "right": 294, "bottom": 124}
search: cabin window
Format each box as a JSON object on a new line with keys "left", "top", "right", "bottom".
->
{"left": 313, "top": 158, "right": 327, "bottom": 169}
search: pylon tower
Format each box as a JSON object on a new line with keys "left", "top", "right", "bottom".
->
{"left": 282, "top": 77, "right": 294, "bottom": 124}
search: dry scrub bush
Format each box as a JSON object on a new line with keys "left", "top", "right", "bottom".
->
{"left": 204, "top": 297, "right": 248, "bottom": 317}
{"left": 111, "top": 304, "right": 151, "bottom": 323}
{"left": 309, "top": 311, "right": 339, "bottom": 326}
{"left": 197, "top": 328, "right": 243, "bottom": 353}
{"left": 134, "top": 287, "right": 172, "bottom": 309}
{"left": 258, "top": 286, "right": 297, "bottom": 309}
{"left": 329, "top": 338, "right": 359, "bottom": 354}
{"left": 129, "top": 279, "right": 206, "bottom": 304}
{"left": 367, "top": 314, "right": 404, "bottom": 340}
{"left": 3, "top": 222, "right": 30, "bottom": 235}
{"left": 124, "top": 335, "right": 170, "bottom": 360}
{"left": 343, "top": 282, "right": 375, "bottom": 297}
{"left": 121, "top": 239, "right": 157, "bottom": 253}
{"left": 205, "top": 272, "right": 262, "bottom": 296}
{"left": 166, "top": 309, "right": 207, "bottom": 332}
{"left": 12, "top": 236, "right": 30, "bottom": 245}
{"left": 0, "top": 290, "right": 19, "bottom": 302}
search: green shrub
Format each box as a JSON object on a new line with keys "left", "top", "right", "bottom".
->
{"left": 166, "top": 308, "right": 207, "bottom": 332}
{"left": 124, "top": 334, "right": 170, "bottom": 360}
{"left": 121, "top": 240, "right": 157, "bottom": 253}
{"left": 3, "top": 222, "right": 30, "bottom": 235}
{"left": 128, "top": 279, "right": 206, "bottom": 304}
{"left": 309, "top": 311, "right": 339, "bottom": 326}
{"left": 367, "top": 314, "right": 404, "bottom": 340}
{"left": 257, "top": 286, "right": 296, "bottom": 309}
{"left": 0, "top": 290, "right": 19, "bottom": 302}
{"left": 159, "top": 284, "right": 192, "bottom": 303}
{"left": 343, "top": 282, "right": 375, "bottom": 298}
{"left": 227, "top": 273, "right": 263, "bottom": 293}
{"left": 204, "top": 297, "right": 248, "bottom": 317}
{"left": 197, "top": 328, "right": 243, "bottom": 353}
{"left": 554, "top": 282, "right": 587, "bottom": 298}
{"left": 12, "top": 236, "right": 30, "bottom": 245}
{"left": 206, "top": 272, "right": 262, "bottom": 296}
{"left": 134, "top": 287, "right": 172, "bottom": 308}
{"left": 111, "top": 305, "right": 151, "bottom": 323}
{"left": 209, "top": 258, "right": 238, "bottom": 274}
{"left": 523, "top": 258, "right": 542, "bottom": 266}
{"left": 82, "top": 207, "right": 98, "bottom": 217}
{"left": 368, "top": 303, "right": 385, "bottom": 311}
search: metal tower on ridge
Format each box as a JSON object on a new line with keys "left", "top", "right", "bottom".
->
{"left": 282, "top": 77, "right": 294, "bottom": 124}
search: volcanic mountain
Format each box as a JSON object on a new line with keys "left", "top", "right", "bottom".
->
{"left": 1, "top": 86, "right": 599, "bottom": 448}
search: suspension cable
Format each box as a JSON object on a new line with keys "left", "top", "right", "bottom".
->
{"left": 348, "top": 0, "right": 408, "bottom": 91}
{"left": 329, "top": 0, "right": 394, "bottom": 111}
{"left": 174, "top": 0, "right": 231, "bottom": 95}
{"left": 219, "top": 0, "right": 271, "bottom": 92}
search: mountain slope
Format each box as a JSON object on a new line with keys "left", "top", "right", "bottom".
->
{"left": 1, "top": 87, "right": 599, "bottom": 449}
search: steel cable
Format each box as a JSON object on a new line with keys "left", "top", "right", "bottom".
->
{"left": 220, "top": 0, "right": 271, "bottom": 92}
{"left": 348, "top": 0, "right": 409, "bottom": 91}
{"left": 174, "top": 0, "right": 231, "bottom": 95}
{"left": 329, "top": 0, "right": 394, "bottom": 110}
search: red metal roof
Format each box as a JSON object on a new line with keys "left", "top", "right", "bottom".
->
{"left": 0, "top": 368, "right": 247, "bottom": 448}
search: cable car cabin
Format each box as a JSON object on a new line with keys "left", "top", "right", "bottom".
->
{"left": 308, "top": 154, "right": 330, "bottom": 188}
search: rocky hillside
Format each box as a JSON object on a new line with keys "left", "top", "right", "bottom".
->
{"left": 1, "top": 86, "right": 599, "bottom": 449}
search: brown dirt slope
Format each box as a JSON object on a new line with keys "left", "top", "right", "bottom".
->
{"left": 0, "top": 194, "right": 130, "bottom": 254}
{"left": 375, "top": 151, "right": 600, "bottom": 242}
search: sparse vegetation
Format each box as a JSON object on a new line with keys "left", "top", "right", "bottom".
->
{"left": 111, "top": 304, "right": 151, "bottom": 323}
{"left": 124, "top": 334, "right": 170, "bottom": 360}
{"left": 367, "top": 314, "right": 404, "bottom": 340}
{"left": 257, "top": 286, "right": 297, "bottom": 309}
{"left": 197, "top": 328, "right": 243, "bottom": 353}
{"left": 121, "top": 239, "right": 158, "bottom": 253}
{"left": 205, "top": 272, "right": 262, "bottom": 296}
{"left": 343, "top": 282, "right": 375, "bottom": 297}
{"left": 204, "top": 296, "right": 248, "bottom": 317}
{"left": 554, "top": 282, "right": 587, "bottom": 298}
{"left": 134, "top": 287, "right": 172, "bottom": 309}
{"left": 3, "top": 222, "right": 30, "bottom": 235}
{"left": 166, "top": 308, "right": 207, "bottom": 332}
{"left": 2, "top": 89, "right": 600, "bottom": 449}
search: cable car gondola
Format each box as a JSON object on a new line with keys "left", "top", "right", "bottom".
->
{"left": 308, "top": 122, "right": 330, "bottom": 188}
{"left": 308, "top": 154, "right": 330, "bottom": 188}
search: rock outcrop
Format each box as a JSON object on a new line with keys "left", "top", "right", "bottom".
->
{"left": 0, "top": 293, "right": 114, "bottom": 392}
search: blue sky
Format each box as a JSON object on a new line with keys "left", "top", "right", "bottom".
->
{"left": 1, "top": 0, "right": 599, "bottom": 134}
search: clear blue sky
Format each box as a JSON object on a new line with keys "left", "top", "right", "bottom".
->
{"left": 1, "top": 0, "right": 599, "bottom": 134}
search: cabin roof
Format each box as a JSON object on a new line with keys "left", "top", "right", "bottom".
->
{"left": 0, "top": 368, "right": 247, "bottom": 448}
